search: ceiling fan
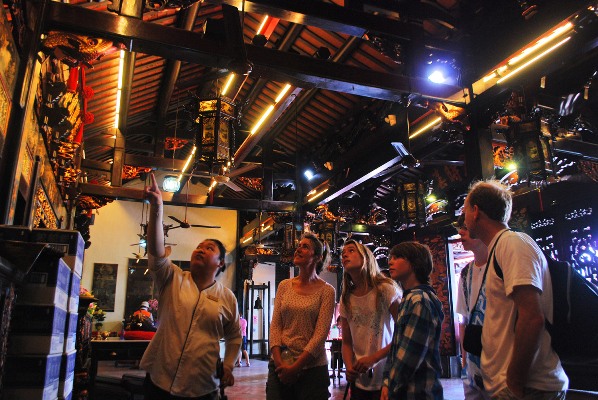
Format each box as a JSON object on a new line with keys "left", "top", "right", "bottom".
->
{"left": 207, "top": 164, "right": 243, "bottom": 192}
{"left": 191, "top": 162, "right": 260, "bottom": 193}
{"left": 168, "top": 180, "right": 221, "bottom": 229}
{"left": 130, "top": 223, "right": 178, "bottom": 256}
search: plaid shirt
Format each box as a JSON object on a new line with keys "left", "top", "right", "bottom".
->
{"left": 382, "top": 285, "right": 444, "bottom": 399}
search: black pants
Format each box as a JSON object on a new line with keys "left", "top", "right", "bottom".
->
{"left": 144, "top": 374, "right": 218, "bottom": 400}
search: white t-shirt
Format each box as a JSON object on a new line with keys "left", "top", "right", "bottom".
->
{"left": 456, "top": 260, "right": 487, "bottom": 387}
{"left": 481, "top": 229, "right": 568, "bottom": 396}
{"left": 339, "top": 282, "right": 401, "bottom": 391}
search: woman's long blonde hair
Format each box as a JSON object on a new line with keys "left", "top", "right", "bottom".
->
{"left": 340, "top": 239, "right": 399, "bottom": 315}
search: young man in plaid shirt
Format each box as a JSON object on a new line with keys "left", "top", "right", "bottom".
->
{"left": 381, "top": 241, "right": 444, "bottom": 400}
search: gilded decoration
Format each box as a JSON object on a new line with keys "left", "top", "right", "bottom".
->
{"left": 238, "top": 177, "right": 263, "bottom": 192}
{"left": 122, "top": 165, "right": 152, "bottom": 181}
{"left": 76, "top": 195, "right": 114, "bottom": 210}
{"left": 493, "top": 143, "right": 513, "bottom": 168}
{"left": 41, "top": 31, "right": 114, "bottom": 68}
{"left": 164, "top": 137, "right": 188, "bottom": 151}
{"left": 34, "top": 187, "right": 58, "bottom": 229}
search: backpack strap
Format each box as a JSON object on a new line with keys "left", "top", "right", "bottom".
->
{"left": 460, "top": 262, "right": 471, "bottom": 311}
{"left": 469, "top": 230, "right": 509, "bottom": 322}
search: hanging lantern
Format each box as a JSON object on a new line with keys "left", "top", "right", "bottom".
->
{"left": 508, "top": 118, "right": 554, "bottom": 182}
{"left": 314, "top": 221, "right": 339, "bottom": 255}
{"left": 194, "top": 97, "right": 236, "bottom": 167}
{"left": 397, "top": 180, "right": 427, "bottom": 226}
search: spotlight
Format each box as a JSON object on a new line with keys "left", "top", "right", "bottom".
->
{"left": 428, "top": 70, "right": 446, "bottom": 84}
{"left": 304, "top": 169, "right": 315, "bottom": 180}
{"left": 252, "top": 33, "right": 268, "bottom": 47}
{"left": 163, "top": 175, "right": 181, "bottom": 192}
{"left": 425, "top": 56, "right": 459, "bottom": 85}
{"left": 391, "top": 142, "right": 419, "bottom": 166}
{"left": 314, "top": 47, "right": 331, "bottom": 60}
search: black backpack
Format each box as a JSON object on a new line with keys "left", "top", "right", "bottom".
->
{"left": 494, "top": 251, "right": 598, "bottom": 364}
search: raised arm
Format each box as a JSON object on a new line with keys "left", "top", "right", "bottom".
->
{"left": 145, "top": 172, "right": 166, "bottom": 258}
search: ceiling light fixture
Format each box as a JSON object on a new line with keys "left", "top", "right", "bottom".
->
{"left": 496, "top": 36, "right": 571, "bottom": 84}
{"left": 475, "top": 20, "right": 574, "bottom": 93}
{"left": 177, "top": 146, "right": 196, "bottom": 182}
{"left": 307, "top": 188, "right": 329, "bottom": 202}
{"left": 163, "top": 175, "right": 181, "bottom": 192}
{"left": 249, "top": 84, "right": 292, "bottom": 135}
{"left": 409, "top": 117, "right": 442, "bottom": 140}
{"left": 256, "top": 15, "right": 269, "bottom": 35}
{"left": 114, "top": 50, "right": 125, "bottom": 128}
{"left": 428, "top": 70, "right": 446, "bottom": 84}
{"left": 275, "top": 84, "right": 291, "bottom": 103}
{"left": 221, "top": 73, "right": 235, "bottom": 96}
{"left": 250, "top": 105, "right": 274, "bottom": 135}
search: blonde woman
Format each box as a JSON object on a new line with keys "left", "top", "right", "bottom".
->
{"left": 339, "top": 240, "right": 402, "bottom": 400}
{"left": 267, "top": 233, "right": 335, "bottom": 400}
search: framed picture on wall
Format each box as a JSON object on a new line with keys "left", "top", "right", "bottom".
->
{"left": 92, "top": 263, "right": 118, "bottom": 312}
{"left": 124, "top": 258, "right": 191, "bottom": 319}
{"left": 125, "top": 259, "right": 154, "bottom": 320}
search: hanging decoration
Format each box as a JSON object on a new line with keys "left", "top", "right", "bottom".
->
{"left": 194, "top": 96, "right": 236, "bottom": 169}
{"left": 506, "top": 118, "right": 555, "bottom": 183}
{"left": 397, "top": 180, "right": 427, "bottom": 227}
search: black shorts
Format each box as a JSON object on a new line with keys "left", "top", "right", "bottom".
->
{"left": 241, "top": 336, "right": 247, "bottom": 351}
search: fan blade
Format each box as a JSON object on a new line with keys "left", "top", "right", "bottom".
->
{"left": 165, "top": 243, "right": 177, "bottom": 246}
{"left": 223, "top": 180, "right": 243, "bottom": 192}
{"left": 169, "top": 216, "right": 185, "bottom": 224}
{"left": 189, "top": 224, "right": 221, "bottom": 229}
{"left": 228, "top": 163, "right": 260, "bottom": 178}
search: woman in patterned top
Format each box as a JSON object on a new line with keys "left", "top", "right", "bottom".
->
{"left": 339, "top": 240, "right": 402, "bottom": 400}
{"left": 267, "top": 232, "right": 336, "bottom": 400}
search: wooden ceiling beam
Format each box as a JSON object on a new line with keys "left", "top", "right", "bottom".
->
{"left": 44, "top": 2, "right": 463, "bottom": 104}
{"left": 154, "top": 2, "right": 201, "bottom": 158}
{"left": 77, "top": 183, "right": 295, "bottom": 211}
{"left": 205, "top": 0, "right": 460, "bottom": 53}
